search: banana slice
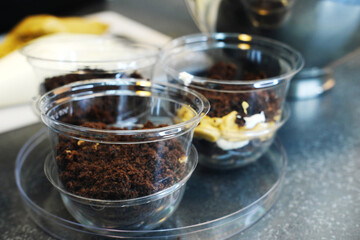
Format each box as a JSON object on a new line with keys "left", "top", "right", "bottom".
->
{"left": 194, "top": 124, "right": 221, "bottom": 142}
{"left": 0, "top": 14, "right": 108, "bottom": 58}
{"left": 176, "top": 105, "right": 277, "bottom": 143}
{"left": 177, "top": 105, "right": 195, "bottom": 120}
{"left": 219, "top": 111, "right": 237, "bottom": 131}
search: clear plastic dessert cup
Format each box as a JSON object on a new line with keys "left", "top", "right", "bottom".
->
{"left": 36, "top": 78, "right": 209, "bottom": 230}
{"left": 44, "top": 145, "right": 198, "bottom": 232}
{"left": 21, "top": 33, "right": 159, "bottom": 95}
{"left": 159, "top": 33, "right": 303, "bottom": 169}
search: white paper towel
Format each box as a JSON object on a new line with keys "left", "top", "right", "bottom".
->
{"left": 87, "top": 11, "right": 171, "bottom": 46}
{"left": 0, "top": 11, "right": 171, "bottom": 134}
{"left": 0, "top": 51, "right": 38, "bottom": 108}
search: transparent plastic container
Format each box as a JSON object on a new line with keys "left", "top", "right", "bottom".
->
{"left": 15, "top": 128, "right": 287, "bottom": 239}
{"left": 44, "top": 145, "right": 198, "bottom": 231}
{"left": 36, "top": 78, "right": 209, "bottom": 230}
{"left": 159, "top": 32, "right": 303, "bottom": 168}
{"left": 21, "top": 33, "right": 159, "bottom": 94}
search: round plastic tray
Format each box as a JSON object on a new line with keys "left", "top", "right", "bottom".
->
{"left": 15, "top": 128, "right": 286, "bottom": 239}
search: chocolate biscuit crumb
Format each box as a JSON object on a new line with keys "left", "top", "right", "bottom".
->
{"left": 207, "top": 61, "right": 237, "bottom": 80}
{"left": 55, "top": 121, "right": 186, "bottom": 200}
{"left": 44, "top": 68, "right": 143, "bottom": 92}
{"left": 195, "top": 61, "right": 280, "bottom": 126}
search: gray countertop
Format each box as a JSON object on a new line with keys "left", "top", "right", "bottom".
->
{"left": 1, "top": 0, "right": 360, "bottom": 239}
{"left": 236, "top": 56, "right": 360, "bottom": 239}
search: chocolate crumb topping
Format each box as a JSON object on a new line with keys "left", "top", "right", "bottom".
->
{"left": 194, "top": 61, "right": 280, "bottom": 126}
{"left": 55, "top": 121, "right": 186, "bottom": 200}
{"left": 44, "top": 68, "right": 143, "bottom": 92}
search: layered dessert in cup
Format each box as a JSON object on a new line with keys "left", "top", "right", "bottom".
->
{"left": 37, "top": 78, "right": 209, "bottom": 230}
{"left": 21, "top": 33, "right": 159, "bottom": 94}
{"left": 160, "top": 33, "right": 303, "bottom": 169}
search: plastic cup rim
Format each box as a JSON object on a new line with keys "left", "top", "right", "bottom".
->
{"left": 160, "top": 32, "right": 304, "bottom": 86}
{"left": 20, "top": 34, "right": 160, "bottom": 64}
{"left": 38, "top": 78, "right": 210, "bottom": 141}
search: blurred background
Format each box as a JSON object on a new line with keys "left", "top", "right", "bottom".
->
{"left": 0, "top": 0, "right": 101, "bottom": 32}
{"left": 0, "top": 0, "right": 199, "bottom": 37}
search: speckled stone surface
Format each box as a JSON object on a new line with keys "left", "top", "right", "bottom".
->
{"left": 3, "top": 58, "right": 360, "bottom": 240}
{"left": 2, "top": 1, "right": 360, "bottom": 239}
{"left": 233, "top": 56, "right": 360, "bottom": 240}
{"left": 0, "top": 123, "right": 51, "bottom": 240}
